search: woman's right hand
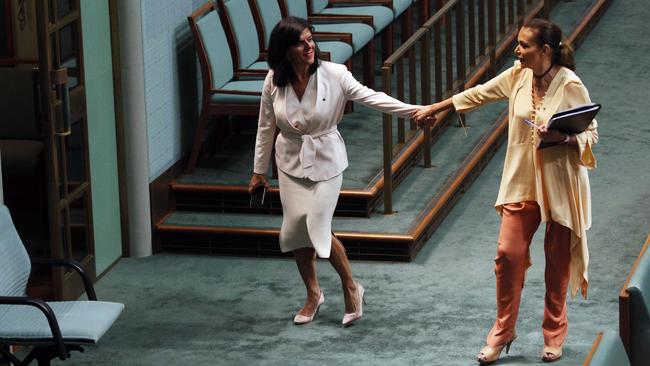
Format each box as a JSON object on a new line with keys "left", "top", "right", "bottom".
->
{"left": 248, "top": 173, "right": 269, "bottom": 194}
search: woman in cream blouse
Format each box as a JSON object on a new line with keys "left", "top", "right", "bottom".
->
{"left": 414, "top": 19, "right": 597, "bottom": 363}
{"left": 249, "top": 17, "right": 423, "bottom": 327}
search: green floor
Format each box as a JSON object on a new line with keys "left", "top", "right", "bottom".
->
{"left": 53, "top": 1, "right": 650, "bottom": 365}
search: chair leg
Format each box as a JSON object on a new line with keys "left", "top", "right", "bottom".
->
{"left": 363, "top": 39, "right": 375, "bottom": 88}
{"left": 185, "top": 107, "right": 211, "bottom": 174}
{"left": 382, "top": 24, "right": 394, "bottom": 62}
{"left": 0, "top": 346, "right": 23, "bottom": 366}
{"left": 402, "top": 7, "right": 413, "bottom": 43}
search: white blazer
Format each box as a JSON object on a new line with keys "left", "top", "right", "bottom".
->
{"left": 253, "top": 61, "right": 419, "bottom": 182}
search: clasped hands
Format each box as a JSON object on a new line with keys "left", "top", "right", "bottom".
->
{"left": 412, "top": 104, "right": 439, "bottom": 128}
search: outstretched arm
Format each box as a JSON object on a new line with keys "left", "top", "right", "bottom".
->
{"left": 341, "top": 70, "right": 421, "bottom": 117}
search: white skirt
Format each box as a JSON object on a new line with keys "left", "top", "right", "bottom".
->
{"left": 277, "top": 169, "right": 342, "bottom": 258}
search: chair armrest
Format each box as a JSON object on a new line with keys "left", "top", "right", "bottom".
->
{"left": 0, "top": 296, "right": 69, "bottom": 360}
{"left": 234, "top": 70, "right": 268, "bottom": 78}
{"left": 309, "top": 14, "right": 374, "bottom": 27}
{"left": 211, "top": 89, "right": 262, "bottom": 96}
{"left": 313, "top": 32, "right": 353, "bottom": 45}
{"left": 319, "top": 51, "right": 331, "bottom": 61}
{"left": 329, "top": 0, "right": 392, "bottom": 7}
{"left": 30, "top": 258, "right": 97, "bottom": 301}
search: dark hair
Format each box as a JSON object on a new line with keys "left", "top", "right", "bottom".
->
{"left": 267, "top": 16, "right": 319, "bottom": 87}
{"left": 523, "top": 18, "right": 575, "bottom": 71}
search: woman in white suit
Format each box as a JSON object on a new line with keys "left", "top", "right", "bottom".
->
{"left": 249, "top": 17, "right": 423, "bottom": 327}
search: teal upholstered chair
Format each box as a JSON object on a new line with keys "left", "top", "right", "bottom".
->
{"left": 620, "top": 235, "right": 650, "bottom": 366}
{"left": 309, "top": 0, "right": 395, "bottom": 59}
{"left": 0, "top": 205, "right": 124, "bottom": 366}
{"left": 249, "top": 0, "right": 354, "bottom": 67}
{"left": 584, "top": 331, "right": 630, "bottom": 366}
{"left": 280, "top": 0, "right": 376, "bottom": 85}
{"left": 217, "top": 0, "right": 269, "bottom": 73}
{"left": 185, "top": 2, "right": 265, "bottom": 173}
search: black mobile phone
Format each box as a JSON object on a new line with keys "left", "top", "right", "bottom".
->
{"left": 249, "top": 185, "right": 266, "bottom": 208}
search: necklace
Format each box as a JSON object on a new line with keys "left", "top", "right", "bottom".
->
{"left": 533, "top": 63, "right": 554, "bottom": 79}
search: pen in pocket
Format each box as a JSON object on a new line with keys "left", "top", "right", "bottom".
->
{"left": 522, "top": 119, "right": 541, "bottom": 130}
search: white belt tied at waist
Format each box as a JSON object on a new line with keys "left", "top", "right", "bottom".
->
{"left": 284, "top": 127, "right": 339, "bottom": 178}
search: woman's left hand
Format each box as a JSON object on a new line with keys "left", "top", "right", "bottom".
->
{"left": 537, "top": 125, "right": 568, "bottom": 143}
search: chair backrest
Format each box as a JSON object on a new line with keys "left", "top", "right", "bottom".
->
{"left": 584, "top": 331, "right": 630, "bottom": 366}
{"left": 0, "top": 205, "right": 31, "bottom": 297}
{"left": 220, "top": 0, "right": 261, "bottom": 69}
{"left": 620, "top": 233, "right": 650, "bottom": 366}
{"left": 190, "top": 5, "right": 234, "bottom": 90}
{"left": 0, "top": 68, "right": 41, "bottom": 140}
{"left": 252, "top": 0, "right": 283, "bottom": 49}
{"left": 285, "top": 0, "right": 309, "bottom": 18}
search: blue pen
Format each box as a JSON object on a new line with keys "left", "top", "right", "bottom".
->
{"left": 523, "top": 119, "right": 541, "bottom": 130}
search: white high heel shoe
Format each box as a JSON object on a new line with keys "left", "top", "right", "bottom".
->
{"left": 342, "top": 282, "right": 365, "bottom": 327}
{"left": 293, "top": 291, "right": 324, "bottom": 325}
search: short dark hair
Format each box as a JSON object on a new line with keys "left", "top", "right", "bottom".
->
{"left": 523, "top": 18, "right": 575, "bottom": 70}
{"left": 267, "top": 16, "right": 319, "bottom": 87}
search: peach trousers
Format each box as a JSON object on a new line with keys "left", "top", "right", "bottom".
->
{"left": 486, "top": 201, "right": 571, "bottom": 348}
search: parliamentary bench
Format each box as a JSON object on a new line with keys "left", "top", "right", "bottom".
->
{"left": 619, "top": 233, "right": 650, "bottom": 365}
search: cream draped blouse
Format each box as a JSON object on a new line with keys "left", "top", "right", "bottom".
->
{"left": 452, "top": 61, "right": 598, "bottom": 298}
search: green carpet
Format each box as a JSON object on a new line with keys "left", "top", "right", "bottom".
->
{"left": 50, "top": 1, "right": 650, "bottom": 365}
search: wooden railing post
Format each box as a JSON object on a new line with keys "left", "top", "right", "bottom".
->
{"left": 382, "top": 67, "right": 394, "bottom": 215}
{"left": 488, "top": 0, "right": 497, "bottom": 78}
{"left": 421, "top": 30, "right": 432, "bottom": 168}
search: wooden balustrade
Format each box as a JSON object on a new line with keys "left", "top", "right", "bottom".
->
{"left": 380, "top": 0, "right": 544, "bottom": 214}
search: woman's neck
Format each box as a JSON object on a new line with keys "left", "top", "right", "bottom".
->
{"left": 292, "top": 64, "right": 310, "bottom": 84}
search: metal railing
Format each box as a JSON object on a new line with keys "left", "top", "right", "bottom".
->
{"left": 380, "top": 0, "right": 547, "bottom": 214}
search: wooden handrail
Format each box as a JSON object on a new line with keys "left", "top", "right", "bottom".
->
{"left": 379, "top": 0, "right": 542, "bottom": 214}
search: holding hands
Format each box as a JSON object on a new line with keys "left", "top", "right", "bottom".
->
{"left": 413, "top": 104, "right": 438, "bottom": 127}
{"left": 413, "top": 99, "right": 454, "bottom": 128}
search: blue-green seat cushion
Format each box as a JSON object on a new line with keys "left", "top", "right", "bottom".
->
{"left": 0, "top": 301, "right": 124, "bottom": 343}
{"left": 392, "top": 0, "right": 414, "bottom": 18}
{"left": 586, "top": 331, "right": 630, "bottom": 366}
{"left": 317, "top": 41, "right": 354, "bottom": 64}
{"left": 195, "top": 10, "right": 234, "bottom": 89}
{"left": 223, "top": 0, "right": 262, "bottom": 69}
{"left": 245, "top": 61, "right": 269, "bottom": 71}
{"left": 212, "top": 79, "right": 264, "bottom": 104}
{"left": 311, "top": 23, "right": 374, "bottom": 52}
{"left": 318, "top": 6, "right": 394, "bottom": 33}
{"left": 627, "top": 245, "right": 650, "bottom": 366}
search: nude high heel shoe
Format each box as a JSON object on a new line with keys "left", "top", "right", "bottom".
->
{"left": 476, "top": 336, "right": 516, "bottom": 365}
{"left": 341, "top": 282, "right": 365, "bottom": 327}
{"left": 293, "top": 291, "right": 324, "bottom": 325}
{"left": 541, "top": 345, "right": 563, "bottom": 362}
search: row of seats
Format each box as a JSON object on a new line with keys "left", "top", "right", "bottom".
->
{"left": 584, "top": 233, "right": 650, "bottom": 366}
{"left": 185, "top": 0, "right": 420, "bottom": 173}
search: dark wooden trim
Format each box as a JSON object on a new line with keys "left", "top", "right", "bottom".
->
{"left": 150, "top": 159, "right": 184, "bottom": 253}
{"left": 583, "top": 332, "right": 603, "bottom": 366}
{"left": 108, "top": 0, "right": 130, "bottom": 258}
{"left": 247, "top": 0, "right": 267, "bottom": 51}
{"left": 1, "top": 0, "right": 14, "bottom": 61}
{"left": 215, "top": 0, "right": 242, "bottom": 71}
